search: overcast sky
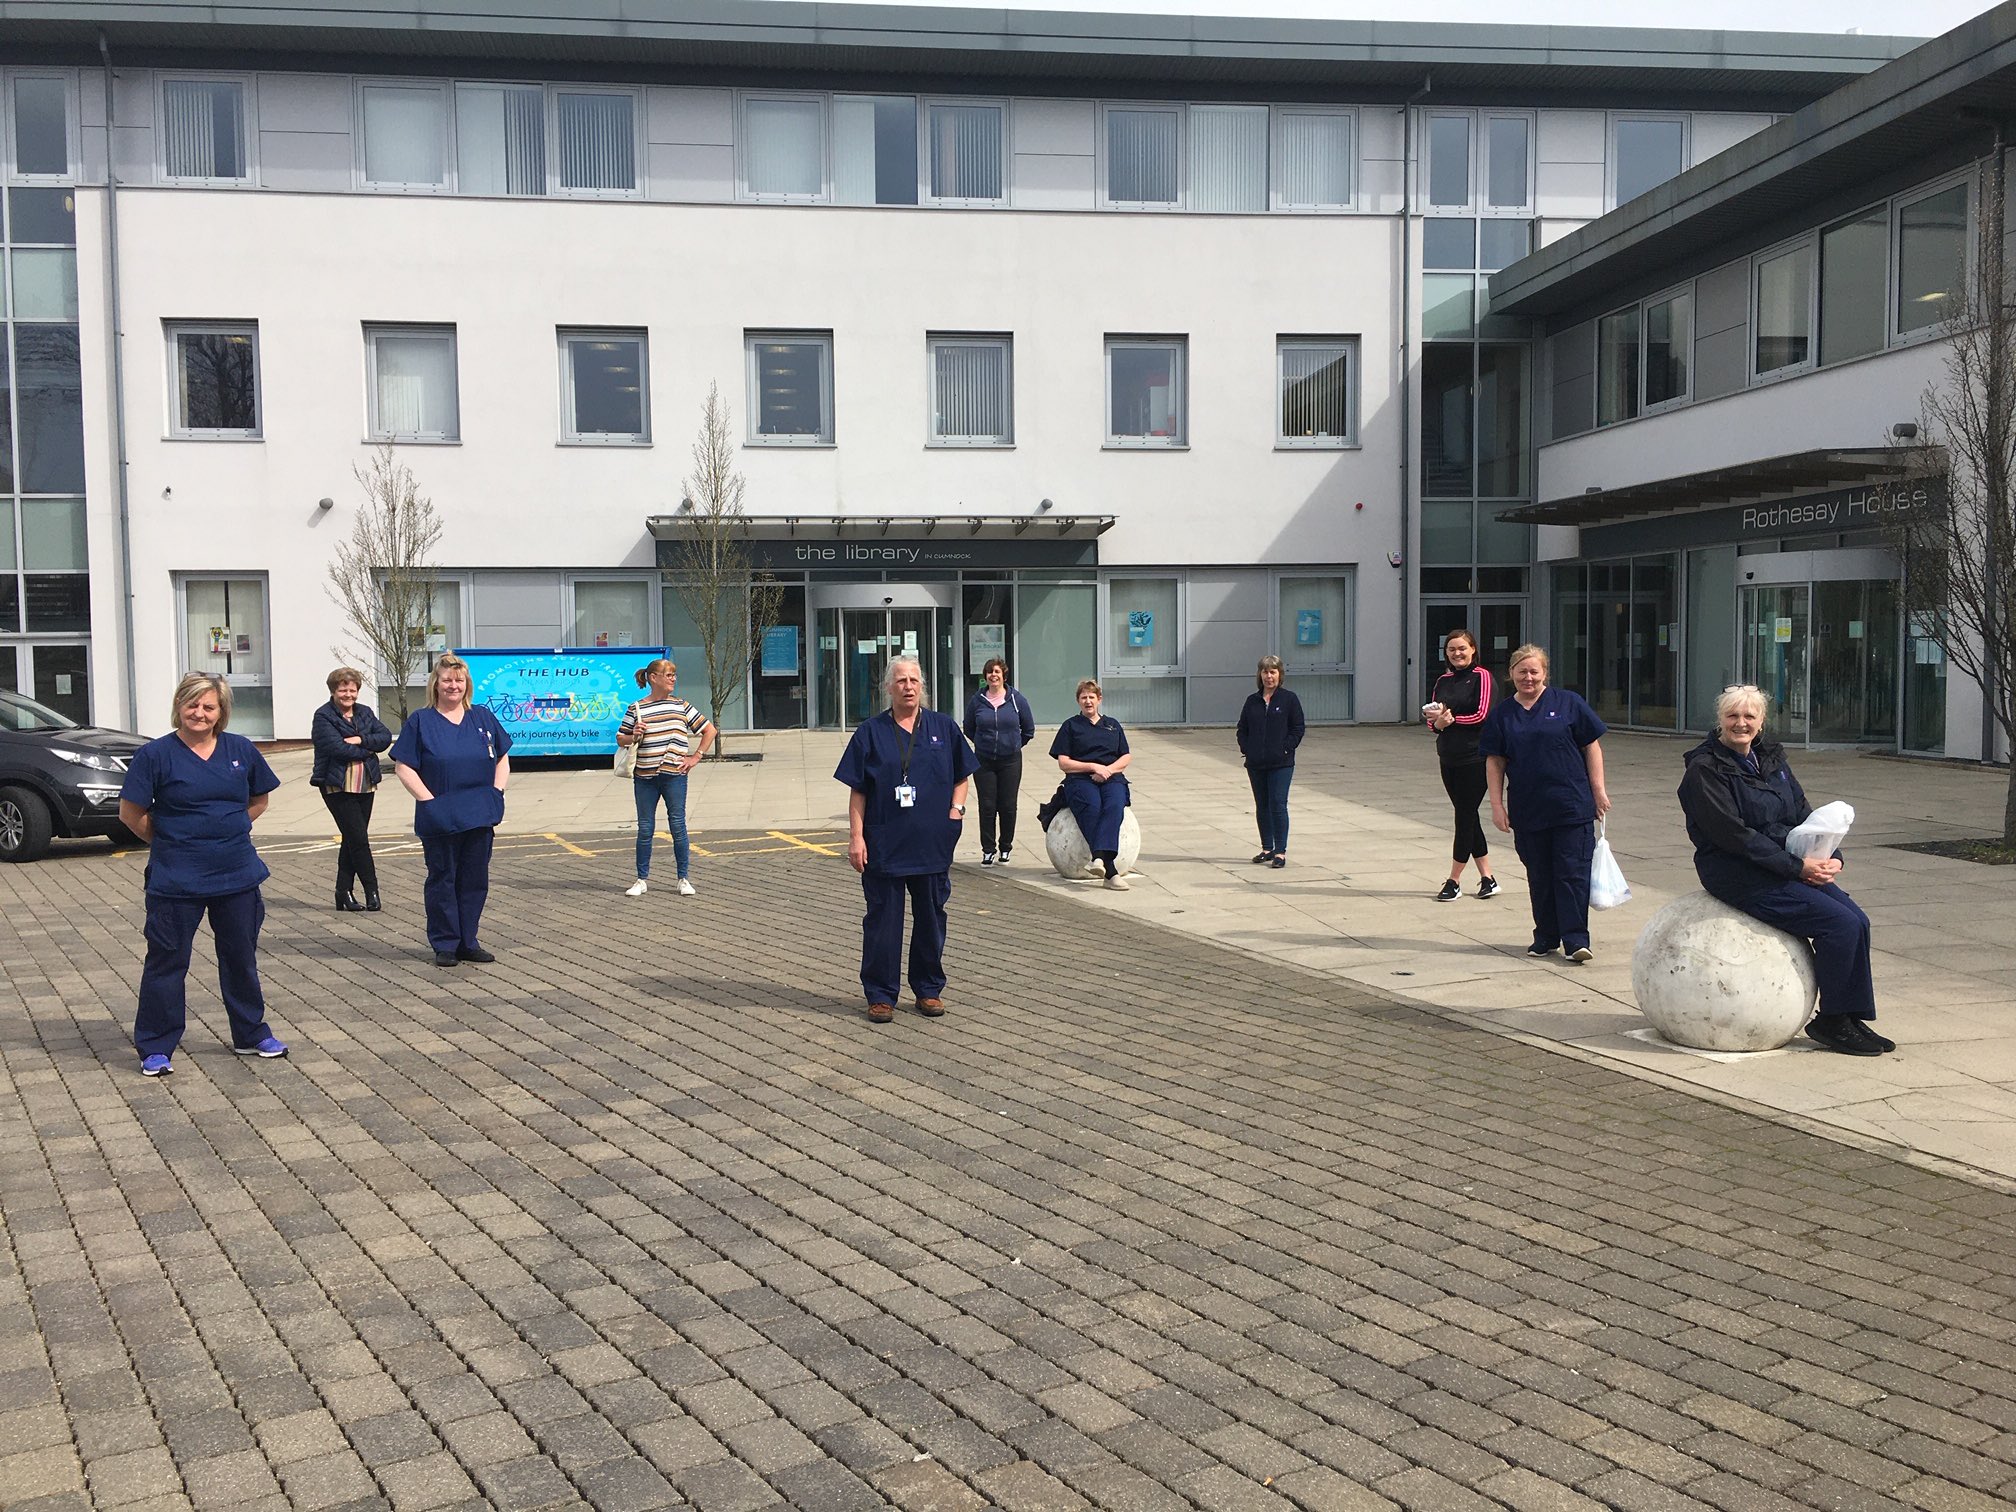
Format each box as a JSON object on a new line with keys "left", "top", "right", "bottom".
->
{"left": 808, "top": 0, "right": 1997, "bottom": 42}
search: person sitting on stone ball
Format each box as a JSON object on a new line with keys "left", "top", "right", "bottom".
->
{"left": 1677, "top": 684, "right": 1891, "bottom": 1057}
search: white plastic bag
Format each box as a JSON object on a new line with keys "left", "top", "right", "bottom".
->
{"left": 1589, "top": 819, "right": 1631, "bottom": 910}
{"left": 1786, "top": 800, "right": 1854, "bottom": 860}
{"left": 612, "top": 741, "right": 636, "bottom": 780}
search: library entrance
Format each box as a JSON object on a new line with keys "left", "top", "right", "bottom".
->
{"left": 810, "top": 583, "right": 956, "bottom": 727}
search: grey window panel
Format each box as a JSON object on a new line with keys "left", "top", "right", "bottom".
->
{"left": 257, "top": 130, "right": 352, "bottom": 191}
{"left": 647, "top": 143, "right": 733, "bottom": 201}
{"left": 1693, "top": 258, "right": 1749, "bottom": 340}
{"left": 1692, "top": 326, "right": 1749, "bottom": 401}
{"left": 469, "top": 572, "right": 564, "bottom": 645}
{"left": 1012, "top": 153, "right": 1094, "bottom": 209}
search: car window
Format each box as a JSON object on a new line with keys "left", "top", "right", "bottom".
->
{"left": 0, "top": 690, "right": 79, "bottom": 733}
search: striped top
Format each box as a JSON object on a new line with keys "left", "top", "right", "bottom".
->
{"left": 618, "top": 694, "right": 711, "bottom": 778}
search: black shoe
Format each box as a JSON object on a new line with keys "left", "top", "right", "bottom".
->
{"left": 1477, "top": 877, "right": 1501, "bottom": 900}
{"left": 1253, "top": 852, "right": 1276, "bottom": 865}
{"left": 1525, "top": 944, "right": 1558, "bottom": 958}
{"left": 997, "top": 848, "right": 1011, "bottom": 865}
{"left": 456, "top": 946, "right": 496, "bottom": 964}
{"left": 363, "top": 889, "right": 382, "bottom": 912}
{"left": 336, "top": 889, "right": 363, "bottom": 912}
{"left": 434, "top": 951, "right": 459, "bottom": 968}
{"left": 1806, "top": 1014, "right": 1883, "bottom": 1056}
{"left": 1435, "top": 880, "right": 1461, "bottom": 902}
{"left": 1865, "top": 1024, "right": 1896, "bottom": 1053}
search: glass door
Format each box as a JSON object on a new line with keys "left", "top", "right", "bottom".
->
{"left": 839, "top": 608, "right": 936, "bottom": 726}
{"left": 1476, "top": 600, "right": 1524, "bottom": 689}
{"left": 1808, "top": 580, "right": 1897, "bottom": 744}
{"left": 1742, "top": 584, "right": 1809, "bottom": 744}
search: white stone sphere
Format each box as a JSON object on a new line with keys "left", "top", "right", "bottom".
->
{"left": 1630, "top": 891, "right": 1818, "bottom": 1052}
{"left": 1045, "top": 805, "right": 1142, "bottom": 879}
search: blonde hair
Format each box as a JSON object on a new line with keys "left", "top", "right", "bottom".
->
{"left": 427, "top": 653, "right": 472, "bottom": 709}
{"left": 327, "top": 666, "right": 366, "bottom": 694}
{"left": 1716, "top": 684, "right": 1769, "bottom": 722}
{"left": 1507, "top": 643, "right": 1550, "bottom": 676}
{"left": 634, "top": 657, "right": 676, "bottom": 690}
{"left": 170, "top": 672, "right": 231, "bottom": 733}
{"left": 1256, "top": 655, "right": 1285, "bottom": 691}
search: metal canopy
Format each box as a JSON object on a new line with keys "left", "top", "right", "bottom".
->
{"left": 645, "top": 513, "right": 1115, "bottom": 540}
{"left": 1496, "top": 448, "right": 1927, "bottom": 527}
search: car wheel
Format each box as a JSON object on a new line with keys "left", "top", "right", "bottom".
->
{"left": 0, "top": 785, "right": 54, "bottom": 863}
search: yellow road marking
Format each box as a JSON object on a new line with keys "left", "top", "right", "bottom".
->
{"left": 546, "top": 833, "right": 597, "bottom": 858}
{"left": 767, "top": 829, "right": 844, "bottom": 857}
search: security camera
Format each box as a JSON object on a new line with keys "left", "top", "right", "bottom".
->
{"left": 1387, "top": 551, "right": 1404, "bottom": 568}
{"left": 882, "top": 596, "right": 894, "bottom": 606}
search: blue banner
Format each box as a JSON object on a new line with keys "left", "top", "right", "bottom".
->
{"left": 457, "top": 647, "right": 670, "bottom": 757}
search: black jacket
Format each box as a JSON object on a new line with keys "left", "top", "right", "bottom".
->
{"left": 311, "top": 700, "right": 394, "bottom": 789}
{"left": 1428, "top": 665, "right": 1493, "bottom": 767}
{"left": 1677, "top": 734, "right": 1812, "bottom": 900}
{"left": 1236, "top": 689, "right": 1305, "bottom": 770}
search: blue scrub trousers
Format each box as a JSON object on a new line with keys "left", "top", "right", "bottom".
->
{"left": 421, "top": 827, "right": 494, "bottom": 953}
{"left": 1063, "top": 773, "right": 1129, "bottom": 855}
{"left": 860, "top": 869, "right": 950, "bottom": 1007}
{"left": 634, "top": 772, "right": 690, "bottom": 880}
{"left": 1247, "top": 766, "right": 1293, "bottom": 854}
{"left": 1514, "top": 822, "right": 1595, "bottom": 952}
{"left": 1722, "top": 880, "right": 1876, "bottom": 1021}
{"left": 135, "top": 888, "right": 273, "bottom": 1056}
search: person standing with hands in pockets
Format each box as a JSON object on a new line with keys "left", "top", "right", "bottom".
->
{"left": 834, "top": 656, "right": 977, "bottom": 1024}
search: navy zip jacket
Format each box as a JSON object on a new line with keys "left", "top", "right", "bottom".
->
{"left": 1677, "top": 733, "right": 1814, "bottom": 901}
{"left": 310, "top": 699, "right": 393, "bottom": 789}
{"left": 962, "top": 687, "right": 1036, "bottom": 760}
{"left": 1236, "top": 688, "right": 1305, "bottom": 770}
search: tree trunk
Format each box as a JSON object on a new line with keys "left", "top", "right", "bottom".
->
{"left": 2005, "top": 755, "right": 2016, "bottom": 849}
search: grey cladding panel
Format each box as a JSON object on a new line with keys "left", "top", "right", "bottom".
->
{"left": 1695, "top": 258, "right": 1748, "bottom": 339}
{"left": 471, "top": 573, "right": 564, "bottom": 645}
{"left": 259, "top": 131, "right": 352, "bottom": 191}
{"left": 1548, "top": 321, "right": 1596, "bottom": 440}
{"left": 648, "top": 143, "right": 733, "bottom": 202}
{"left": 258, "top": 74, "right": 352, "bottom": 134}
{"left": 1693, "top": 326, "right": 1748, "bottom": 401}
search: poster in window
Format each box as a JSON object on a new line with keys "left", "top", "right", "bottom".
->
{"left": 209, "top": 626, "right": 229, "bottom": 656}
{"left": 1127, "top": 611, "right": 1154, "bottom": 648}
{"left": 1295, "top": 609, "right": 1322, "bottom": 647}
{"left": 761, "top": 624, "right": 800, "bottom": 677}
{"left": 968, "top": 623, "right": 1005, "bottom": 674}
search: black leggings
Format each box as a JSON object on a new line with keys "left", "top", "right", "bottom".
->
{"left": 1440, "top": 762, "right": 1489, "bottom": 863}
{"left": 321, "top": 789, "right": 379, "bottom": 895}
{"left": 974, "top": 752, "right": 1023, "bottom": 853}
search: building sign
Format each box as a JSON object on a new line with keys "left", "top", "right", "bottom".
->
{"left": 760, "top": 624, "right": 800, "bottom": 677}
{"left": 656, "top": 534, "right": 1098, "bottom": 571}
{"left": 459, "top": 646, "right": 670, "bottom": 756}
{"left": 1577, "top": 478, "right": 1945, "bottom": 559}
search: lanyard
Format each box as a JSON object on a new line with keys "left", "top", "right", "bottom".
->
{"left": 894, "top": 712, "right": 919, "bottom": 781}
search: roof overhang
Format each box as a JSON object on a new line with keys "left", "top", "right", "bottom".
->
{"left": 1490, "top": 4, "right": 2016, "bottom": 321}
{"left": 646, "top": 513, "right": 1114, "bottom": 540}
{"left": 1497, "top": 447, "right": 1929, "bottom": 527}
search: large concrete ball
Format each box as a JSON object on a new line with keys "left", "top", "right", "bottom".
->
{"left": 1630, "top": 892, "right": 1818, "bottom": 1051}
{"left": 1045, "top": 806, "right": 1143, "bottom": 879}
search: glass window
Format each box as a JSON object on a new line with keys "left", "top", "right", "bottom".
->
{"left": 1421, "top": 274, "right": 1474, "bottom": 341}
{"left": 360, "top": 84, "right": 447, "bottom": 189}
{"left": 1105, "top": 338, "right": 1185, "bottom": 445}
{"left": 834, "top": 95, "right": 916, "bottom": 206}
{"left": 928, "top": 335, "right": 1012, "bottom": 446}
{"left": 1423, "top": 218, "right": 1475, "bottom": 269}
{"left": 1191, "top": 105, "right": 1268, "bottom": 213}
{"left": 1755, "top": 242, "right": 1813, "bottom": 375}
{"left": 555, "top": 90, "right": 637, "bottom": 193}
{"left": 180, "top": 577, "right": 268, "bottom": 735}
{"left": 161, "top": 79, "right": 249, "bottom": 183}
{"left": 1421, "top": 345, "right": 1471, "bottom": 498}
{"left": 25, "top": 573, "right": 88, "bottom": 632}
{"left": 1275, "top": 109, "right": 1350, "bottom": 211}
{"left": 8, "top": 187, "right": 75, "bottom": 244}
{"left": 9, "top": 249, "right": 77, "bottom": 320}
{"left": 1614, "top": 117, "right": 1684, "bottom": 205}
{"left": 366, "top": 325, "right": 458, "bottom": 441}
{"left": 1422, "top": 501, "right": 1471, "bottom": 564}
{"left": 1643, "top": 292, "right": 1690, "bottom": 409}
{"left": 1819, "top": 206, "right": 1888, "bottom": 365}
{"left": 11, "top": 76, "right": 70, "bottom": 179}
{"left": 926, "top": 102, "right": 1004, "bottom": 204}
{"left": 746, "top": 332, "right": 834, "bottom": 443}
{"left": 1427, "top": 114, "right": 1470, "bottom": 209}
{"left": 0, "top": 499, "right": 13, "bottom": 567}
{"left": 169, "top": 324, "right": 260, "bottom": 437}
{"left": 1105, "top": 106, "right": 1179, "bottom": 208}
{"left": 15, "top": 323, "right": 84, "bottom": 492}
{"left": 1277, "top": 338, "right": 1356, "bottom": 446}
{"left": 21, "top": 498, "right": 85, "bottom": 569}
{"left": 560, "top": 330, "right": 648, "bottom": 443}
{"left": 0, "top": 577, "right": 16, "bottom": 634}
{"left": 1597, "top": 307, "right": 1639, "bottom": 426}
{"left": 1478, "top": 218, "right": 1532, "bottom": 272}
{"left": 1484, "top": 116, "right": 1530, "bottom": 211}
{"left": 456, "top": 83, "right": 545, "bottom": 195}
{"left": 1278, "top": 574, "right": 1353, "bottom": 717}
{"left": 746, "top": 96, "right": 824, "bottom": 200}
{"left": 1477, "top": 344, "right": 1528, "bottom": 500}
{"left": 379, "top": 578, "right": 463, "bottom": 686}
{"left": 570, "top": 580, "right": 650, "bottom": 647}
{"left": 1106, "top": 577, "right": 1179, "bottom": 672}
{"left": 1897, "top": 181, "right": 1969, "bottom": 336}
{"left": 0, "top": 343, "right": 12, "bottom": 491}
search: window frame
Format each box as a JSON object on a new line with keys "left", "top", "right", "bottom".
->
{"left": 547, "top": 84, "right": 643, "bottom": 199}
{"left": 1099, "top": 101, "right": 1184, "bottom": 211}
{"left": 6, "top": 71, "right": 79, "bottom": 184}
{"left": 1479, "top": 111, "right": 1535, "bottom": 216}
{"left": 452, "top": 79, "right": 547, "bottom": 197}
{"left": 1271, "top": 569, "right": 1355, "bottom": 678}
{"left": 354, "top": 78, "right": 451, "bottom": 193}
{"left": 744, "top": 330, "right": 836, "bottom": 446}
{"left": 1750, "top": 232, "right": 1817, "bottom": 384}
{"left": 372, "top": 573, "right": 469, "bottom": 686}
{"left": 165, "top": 320, "right": 263, "bottom": 440}
{"left": 1639, "top": 284, "right": 1693, "bottom": 414}
{"left": 156, "top": 72, "right": 257, "bottom": 187}
{"left": 1608, "top": 112, "right": 1689, "bottom": 210}
{"left": 1271, "top": 106, "right": 1355, "bottom": 213}
{"left": 557, "top": 328, "right": 651, "bottom": 446}
{"left": 1103, "top": 335, "right": 1188, "bottom": 448}
{"left": 738, "top": 91, "right": 830, "bottom": 204}
{"left": 566, "top": 573, "right": 657, "bottom": 648}
{"left": 1099, "top": 573, "right": 1186, "bottom": 678}
{"left": 1423, "top": 110, "right": 1473, "bottom": 214}
{"left": 364, "top": 323, "right": 461, "bottom": 444}
{"left": 921, "top": 96, "right": 1009, "bottom": 209}
{"left": 925, "top": 332, "right": 1015, "bottom": 448}
{"left": 1275, "top": 336, "right": 1359, "bottom": 448}
{"left": 1891, "top": 169, "right": 1974, "bottom": 346}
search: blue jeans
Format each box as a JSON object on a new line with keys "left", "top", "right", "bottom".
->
{"left": 634, "top": 772, "right": 690, "bottom": 880}
{"left": 1247, "top": 764, "right": 1293, "bottom": 853}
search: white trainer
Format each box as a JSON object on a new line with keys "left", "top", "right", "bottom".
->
{"left": 677, "top": 878, "right": 697, "bottom": 896}
{"left": 625, "top": 879, "right": 648, "bottom": 897}
{"left": 1104, "top": 872, "right": 1130, "bottom": 891}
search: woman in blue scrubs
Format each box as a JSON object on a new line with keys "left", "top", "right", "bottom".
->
{"left": 1481, "top": 644, "right": 1611, "bottom": 963}
{"left": 117, "top": 673, "right": 288, "bottom": 1076}
{"left": 390, "top": 653, "right": 512, "bottom": 968}
{"left": 1051, "top": 679, "right": 1133, "bottom": 891}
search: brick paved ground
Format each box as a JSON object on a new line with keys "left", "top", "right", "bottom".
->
{"left": 4, "top": 835, "right": 2016, "bottom": 1512}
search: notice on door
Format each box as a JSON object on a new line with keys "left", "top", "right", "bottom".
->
{"left": 1774, "top": 618, "right": 1794, "bottom": 644}
{"left": 969, "top": 623, "right": 1005, "bottom": 674}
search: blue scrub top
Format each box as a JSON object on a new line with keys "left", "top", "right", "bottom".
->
{"left": 389, "top": 705, "right": 512, "bottom": 838}
{"left": 1050, "top": 712, "right": 1130, "bottom": 767}
{"left": 834, "top": 708, "right": 978, "bottom": 877}
{"left": 119, "top": 730, "right": 280, "bottom": 898}
{"left": 1478, "top": 687, "right": 1607, "bottom": 830}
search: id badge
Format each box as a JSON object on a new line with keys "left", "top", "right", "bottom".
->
{"left": 895, "top": 783, "right": 917, "bottom": 808}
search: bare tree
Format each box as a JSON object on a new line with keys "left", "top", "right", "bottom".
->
{"left": 325, "top": 444, "right": 444, "bottom": 722}
{"left": 1892, "top": 144, "right": 2016, "bottom": 843}
{"left": 669, "top": 384, "right": 782, "bottom": 754}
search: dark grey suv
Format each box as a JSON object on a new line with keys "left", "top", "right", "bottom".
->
{"left": 0, "top": 689, "right": 149, "bottom": 862}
